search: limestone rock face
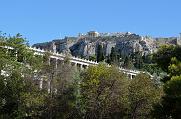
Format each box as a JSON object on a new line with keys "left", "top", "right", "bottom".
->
{"left": 69, "top": 33, "right": 156, "bottom": 58}
{"left": 115, "top": 35, "right": 157, "bottom": 57}
{"left": 69, "top": 37, "right": 116, "bottom": 58}
{"left": 32, "top": 37, "right": 77, "bottom": 54}
{"left": 69, "top": 39, "right": 87, "bottom": 57}
{"left": 105, "top": 42, "right": 116, "bottom": 56}
{"left": 33, "top": 31, "right": 179, "bottom": 59}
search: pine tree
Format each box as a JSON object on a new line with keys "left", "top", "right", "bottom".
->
{"left": 123, "top": 56, "right": 134, "bottom": 69}
{"left": 134, "top": 52, "right": 143, "bottom": 69}
{"left": 110, "top": 47, "right": 120, "bottom": 65}
{"left": 96, "top": 44, "right": 104, "bottom": 62}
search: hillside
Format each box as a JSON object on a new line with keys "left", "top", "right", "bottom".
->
{"left": 32, "top": 31, "right": 181, "bottom": 60}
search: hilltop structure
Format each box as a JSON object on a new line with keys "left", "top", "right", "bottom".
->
{"left": 33, "top": 31, "right": 181, "bottom": 59}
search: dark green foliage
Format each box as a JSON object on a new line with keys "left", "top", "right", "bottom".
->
{"left": 0, "top": 33, "right": 47, "bottom": 118}
{"left": 0, "top": 32, "right": 167, "bottom": 119}
{"left": 106, "top": 55, "right": 111, "bottom": 64}
{"left": 143, "top": 54, "right": 153, "bottom": 64}
{"left": 143, "top": 64, "right": 163, "bottom": 75}
{"left": 133, "top": 52, "right": 143, "bottom": 69}
{"left": 152, "top": 76, "right": 181, "bottom": 119}
{"left": 96, "top": 44, "right": 104, "bottom": 62}
{"left": 168, "top": 57, "right": 181, "bottom": 77}
{"left": 152, "top": 45, "right": 181, "bottom": 119}
{"left": 40, "top": 59, "right": 82, "bottom": 119}
{"left": 123, "top": 56, "right": 134, "bottom": 69}
{"left": 128, "top": 73, "right": 162, "bottom": 119}
{"left": 110, "top": 47, "right": 117, "bottom": 62}
{"left": 80, "top": 64, "right": 129, "bottom": 119}
{"left": 89, "top": 55, "right": 96, "bottom": 61}
{"left": 153, "top": 45, "right": 181, "bottom": 72}
{"left": 109, "top": 47, "right": 120, "bottom": 65}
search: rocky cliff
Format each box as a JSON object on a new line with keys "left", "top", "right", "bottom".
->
{"left": 69, "top": 32, "right": 157, "bottom": 58}
{"left": 32, "top": 37, "right": 77, "bottom": 54}
{"left": 32, "top": 31, "right": 179, "bottom": 59}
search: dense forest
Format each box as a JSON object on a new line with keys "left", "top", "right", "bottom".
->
{"left": 0, "top": 33, "right": 181, "bottom": 119}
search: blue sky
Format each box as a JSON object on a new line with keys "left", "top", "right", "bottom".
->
{"left": 0, "top": 0, "right": 181, "bottom": 45}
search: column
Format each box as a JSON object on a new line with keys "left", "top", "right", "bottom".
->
{"left": 39, "top": 78, "right": 43, "bottom": 89}
{"left": 55, "top": 58, "right": 58, "bottom": 69}
{"left": 80, "top": 64, "right": 83, "bottom": 70}
{"left": 130, "top": 74, "right": 133, "bottom": 79}
{"left": 48, "top": 58, "right": 51, "bottom": 65}
{"left": 47, "top": 80, "right": 51, "bottom": 93}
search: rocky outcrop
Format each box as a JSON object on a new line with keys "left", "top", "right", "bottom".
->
{"left": 32, "top": 37, "right": 77, "bottom": 54}
{"left": 69, "top": 32, "right": 157, "bottom": 58}
{"left": 32, "top": 31, "right": 180, "bottom": 59}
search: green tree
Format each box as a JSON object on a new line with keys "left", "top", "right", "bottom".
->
{"left": 0, "top": 33, "right": 46, "bottom": 118}
{"left": 168, "top": 57, "right": 181, "bottom": 77}
{"left": 109, "top": 47, "right": 120, "bottom": 65}
{"left": 143, "top": 54, "right": 153, "bottom": 64}
{"left": 134, "top": 52, "right": 143, "bottom": 69}
{"left": 153, "top": 45, "right": 181, "bottom": 72}
{"left": 152, "top": 45, "right": 181, "bottom": 119}
{"left": 89, "top": 55, "right": 96, "bottom": 61}
{"left": 152, "top": 75, "right": 181, "bottom": 119}
{"left": 96, "top": 44, "right": 104, "bottom": 62}
{"left": 128, "top": 73, "right": 162, "bottom": 119}
{"left": 41, "top": 56, "right": 82, "bottom": 119}
{"left": 123, "top": 56, "right": 134, "bottom": 69}
{"left": 80, "top": 63, "right": 129, "bottom": 119}
{"left": 143, "top": 64, "right": 163, "bottom": 75}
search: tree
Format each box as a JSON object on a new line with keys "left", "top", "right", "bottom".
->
{"left": 80, "top": 63, "right": 129, "bottom": 119}
{"left": 0, "top": 33, "right": 82, "bottom": 118}
{"left": 143, "top": 64, "right": 163, "bottom": 75}
{"left": 89, "top": 55, "right": 96, "bottom": 61}
{"left": 134, "top": 52, "right": 143, "bottom": 69}
{"left": 128, "top": 73, "right": 162, "bottom": 119}
{"left": 109, "top": 47, "right": 120, "bottom": 65}
{"left": 40, "top": 55, "right": 82, "bottom": 119}
{"left": 168, "top": 57, "right": 181, "bottom": 77}
{"left": 0, "top": 33, "right": 46, "bottom": 118}
{"left": 143, "top": 54, "right": 153, "bottom": 64}
{"left": 123, "top": 56, "right": 134, "bottom": 69}
{"left": 96, "top": 44, "right": 104, "bottom": 62}
{"left": 152, "top": 75, "right": 181, "bottom": 119}
{"left": 152, "top": 45, "right": 181, "bottom": 119}
{"left": 153, "top": 45, "right": 181, "bottom": 72}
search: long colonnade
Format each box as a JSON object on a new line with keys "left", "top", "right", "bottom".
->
{"left": 1, "top": 46, "right": 150, "bottom": 91}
